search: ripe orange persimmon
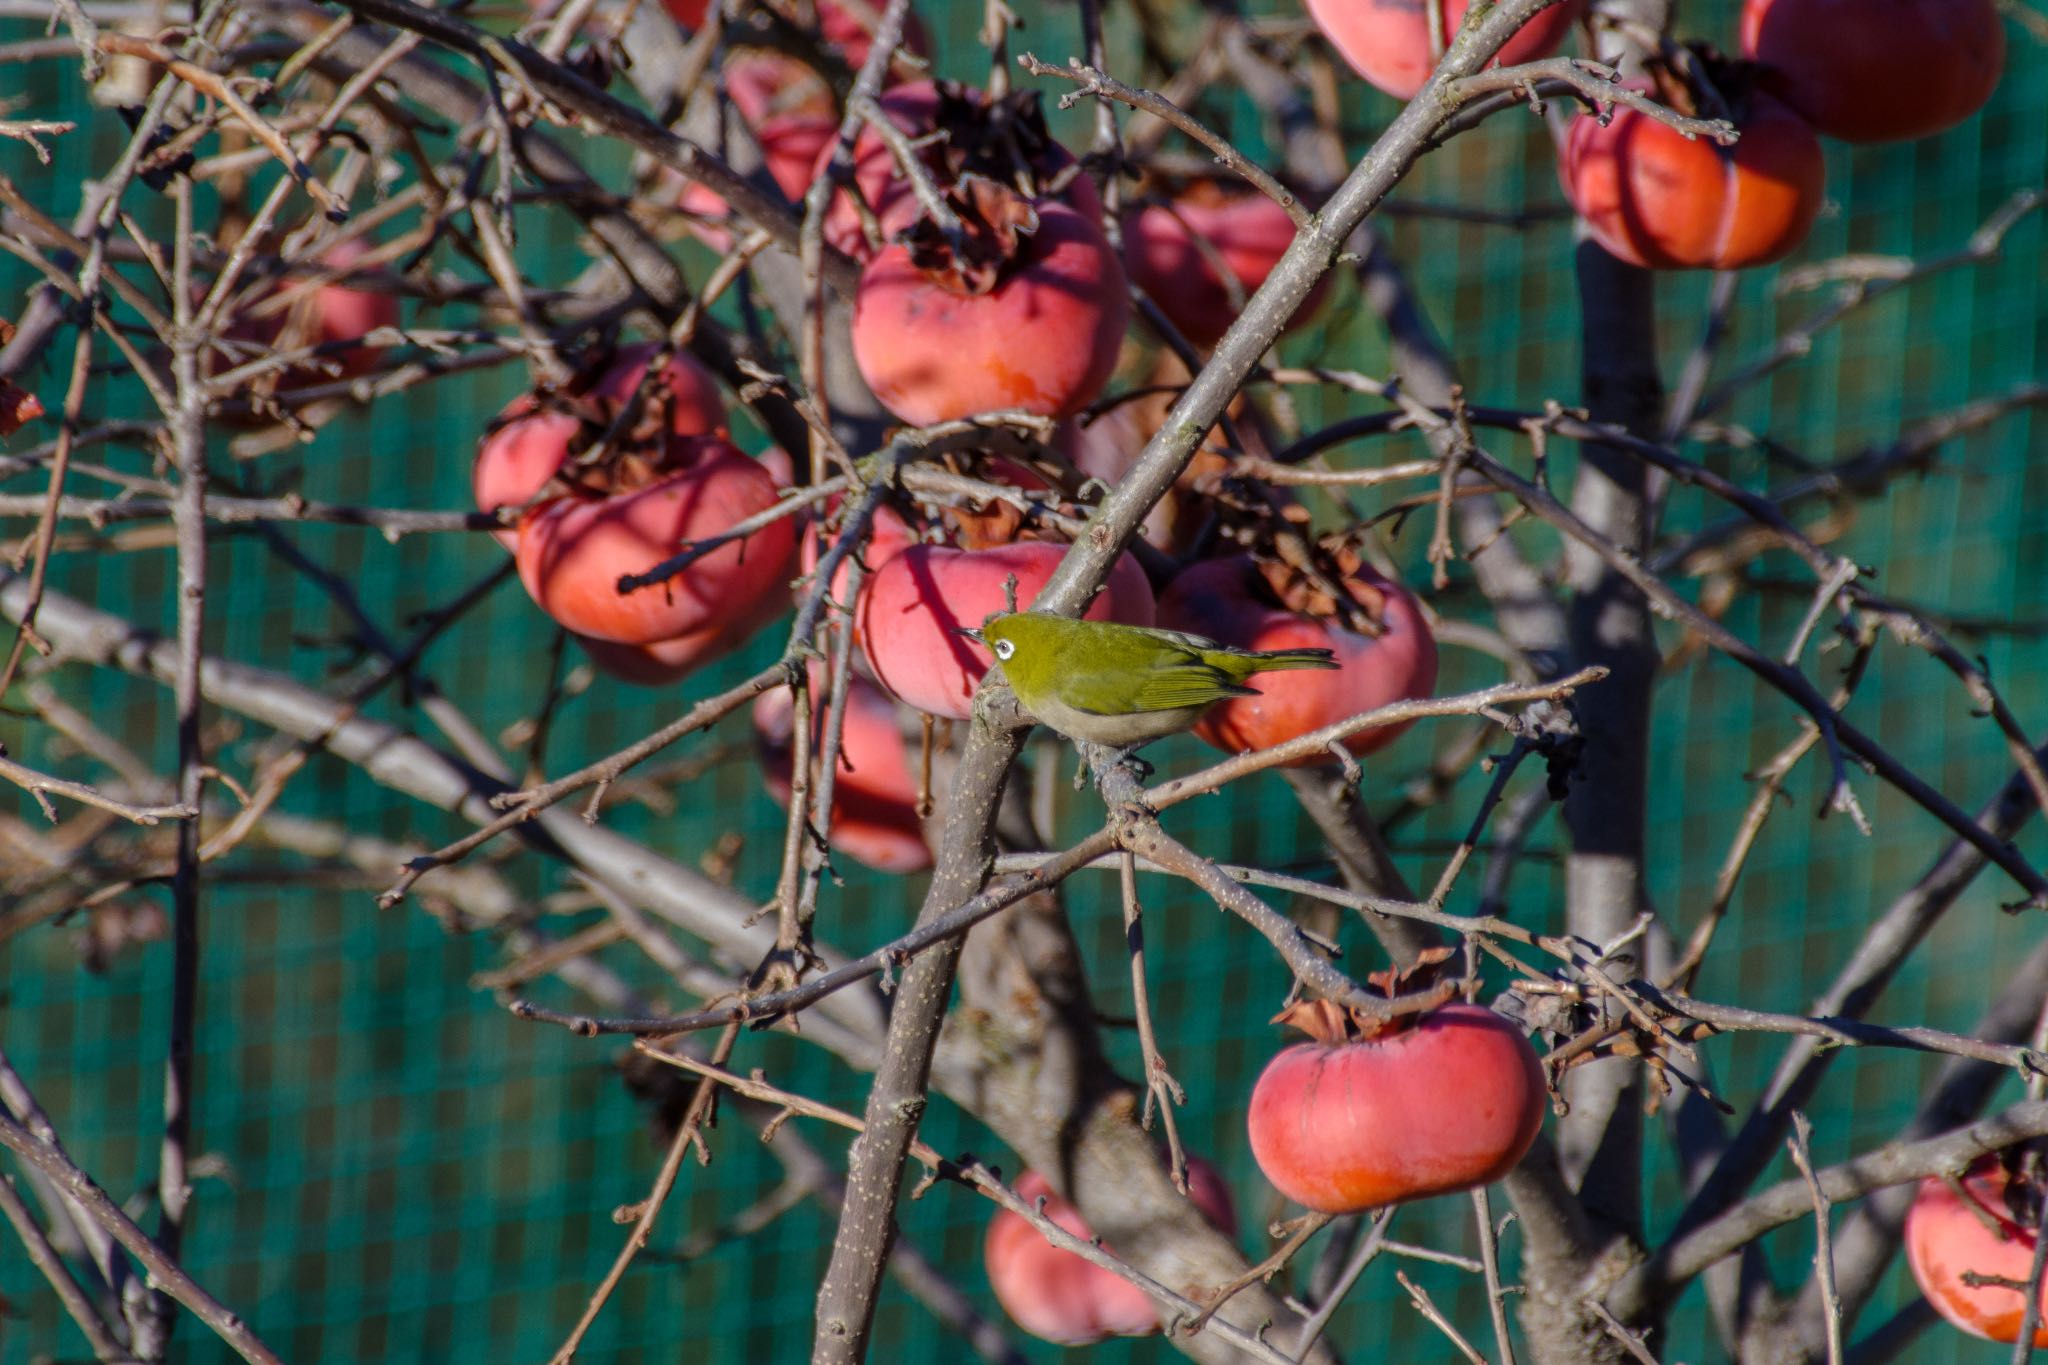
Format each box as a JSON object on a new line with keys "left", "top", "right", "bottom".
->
{"left": 984, "top": 1160, "right": 1236, "bottom": 1345}
{"left": 1155, "top": 554, "right": 1437, "bottom": 763}
{"left": 1740, "top": 0, "right": 2004, "bottom": 143}
{"left": 1559, "top": 83, "right": 1825, "bottom": 271}
{"left": 1305, "top": 0, "right": 1583, "bottom": 101}
{"left": 1248, "top": 996, "right": 1544, "bottom": 1213}
{"left": 514, "top": 441, "right": 792, "bottom": 647}
{"left": 753, "top": 665, "right": 933, "bottom": 874}
{"left": 1906, "top": 1156, "right": 2048, "bottom": 1346}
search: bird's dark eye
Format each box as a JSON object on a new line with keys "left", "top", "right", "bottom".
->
{"left": 993, "top": 638, "right": 1015, "bottom": 660}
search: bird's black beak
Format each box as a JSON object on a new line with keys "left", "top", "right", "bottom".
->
{"left": 954, "top": 627, "right": 983, "bottom": 643}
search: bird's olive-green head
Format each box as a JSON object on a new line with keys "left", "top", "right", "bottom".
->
{"left": 965, "top": 611, "right": 1338, "bottom": 750}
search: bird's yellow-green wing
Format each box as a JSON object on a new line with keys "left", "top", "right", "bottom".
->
{"left": 1061, "top": 654, "right": 1257, "bottom": 715}
{"left": 1130, "top": 663, "right": 1261, "bottom": 711}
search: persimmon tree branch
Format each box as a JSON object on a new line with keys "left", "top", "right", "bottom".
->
{"left": 1547, "top": 232, "right": 1662, "bottom": 1285}
{"left": 644, "top": 1049, "right": 1310, "bottom": 1365}
{"left": 1614, "top": 1100, "right": 2048, "bottom": 1317}
{"left": 1665, "top": 738, "right": 2048, "bottom": 1293}
{"left": 1789, "top": 936, "right": 2048, "bottom": 1355}
{"left": 1016, "top": 52, "right": 1308, "bottom": 224}
{"left": 505, "top": 672, "right": 1591, "bottom": 1040}
{"left": 0, "top": 1110, "right": 286, "bottom": 1365}
{"left": 0, "top": 567, "right": 897, "bottom": 1058}
{"left": 0, "top": 1165, "right": 124, "bottom": 1360}
{"left": 155, "top": 173, "right": 211, "bottom": 1348}
{"left": 811, "top": 712, "right": 1026, "bottom": 1363}
{"left": 0, "top": 750, "right": 195, "bottom": 823}
{"left": 1465, "top": 446, "right": 2048, "bottom": 903}
{"left": 247, "top": 0, "right": 823, "bottom": 457}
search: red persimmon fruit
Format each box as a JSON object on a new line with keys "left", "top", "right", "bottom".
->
{"left": 1905, "top": 1155, "right": 2048, "bottom": 1346}
{"left": 1739, "top": 0, "right": 2004, "bottom": 143}
{"left": 984, "top": 1159, "right": 1237, "bottom": 1345}
{"left": 752, "top": 664, "right": 933, "bottom": 874}
{"left": 1248, "top": 992, "right": 1544, "bottom": 1213}
{"left": 1305, "top": 0, "right": 1583, "bottom": 101}
{"left": 851, "top": 182, "right": 1128, "bottom": 426}
{"left": 514, "top": 440, "right": 793, "bottom": 646}
{"left": 1559, "top": 81, "right": 1825, "bottom": 271}
{"left": 1155, "top": 554, "right": 1437, "bottom": 763}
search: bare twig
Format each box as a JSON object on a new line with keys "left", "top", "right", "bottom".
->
{"left": 1398, "top": 1269, "right": 1489, "bottom": 1363}
{"left": 0, "top": 1168, "right": 125, "bottom": 1359}
{"left": 1120, "top": 849, "right": 1188, "bottom": 1189}
{"left": 0, "top": 1112, "right": 286, "bottom": 1365}
{"left": 1468, "top": 447, "right": 2048, "bottom": 902}
{"left": 546, "top": 1025, "right": 740, "bottom": 1364}
{"left": 1618, "top": 1100, "right": 2048, "bottom": 1315}
{"left": 325, "top": 0, "right": 862, "bottom": 293}
{"left": 97, "top": 32, "right": 348, "bottom": 219}
{"left": 1017, "top": 53, "right": 1307, "bottom": 225}
{"left": 1787, "top": 1111, "right": 1844, "bottom": 1365}
{"left": 0, "top": 751, "right": 195, "bottom": 824}
{"left": 381, "top": 666, "right": 785, "bottom": 906}
{"left": 154, "top": 172, "right": 209, "bottom": 1346}
{"left": 1588, "top": 1300, "right": 1663, "bottom": 1364}
{"left": 635, "top": 1048, "right": 1304, "bottom": 1365}
{"left": 1450, "top": 57, "right": 1737, "bottom": 143}
{"left": 1292, "top": 1209, "right": 1394, "bottom": 1358}
{"left": 1473, "top": 1186, "right": 1518, "bottom": 1365}
{"left": 1703, "top": 187, "right": 2046, "bottom": 418}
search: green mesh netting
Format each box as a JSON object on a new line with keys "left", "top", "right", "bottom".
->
{"left": 3, "top": 1, "right": 2046, "bottom": 1361}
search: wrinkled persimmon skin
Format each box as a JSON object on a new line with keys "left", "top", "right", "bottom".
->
{"left": 1740, "top": 0, "right": 2003, "bottom": 143}
{"left": 473, "top": 345, "right": 728, "bottom": 550}
{"left": 857, "top": 541, "right": 1155, "bottom": 721}
{"left": 1906, "top": 1159, "right": 2048, "bottom": 1345}
{"left": 1248, "top": 1003, "right": 1544, "bottom": 1214}
{"left": 1560, "top": 91, "right": 1825, "bottom": 271}
{"left": 515, "top": 444, "right": 793, "bottom": 645}
{"left": 1155, "top": 556, "right": 1437, "bottom": 763}
{"left": 985, "top": 1161, "right": 1237, "bottom": 1345}
{"left": 852, "top": 202, "right": 1129, "bottom": 426}
{"left": 1306, "top": 0, "right": 1583, "bottom": 101}
{"left": 1125, "top": 189, "right": 1326, "bottom": 348}
{"left": 753, "top": 666, "right": 932, "bottom": 874}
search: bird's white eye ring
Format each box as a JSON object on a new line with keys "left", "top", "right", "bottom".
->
{"left": 991, "top": 637, "right": 1015, "bottom": 661}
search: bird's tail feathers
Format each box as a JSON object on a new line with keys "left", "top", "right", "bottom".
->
{"left": 1248, "top": 647, "right": 1339, "bottom": 672}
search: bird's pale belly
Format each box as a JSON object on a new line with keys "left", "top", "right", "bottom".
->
{"left": 1017, "top": 691, "right": 1208, "bottom": 748}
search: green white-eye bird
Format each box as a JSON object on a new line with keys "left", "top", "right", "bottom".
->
{"left": 962, "top": 611, "right": 1339, "bottom": 750}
